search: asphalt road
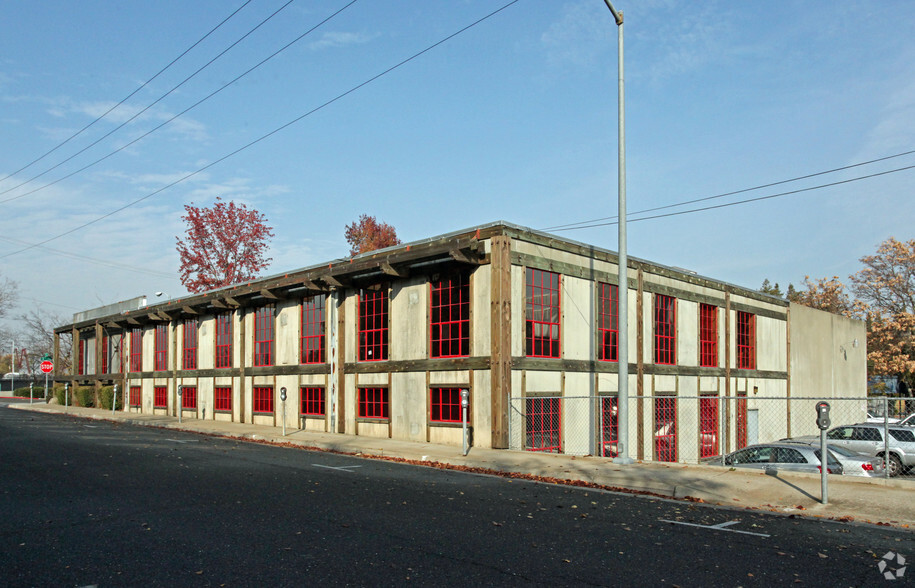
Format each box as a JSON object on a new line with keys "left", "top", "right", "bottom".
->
{"left": 1, "top": 403, "right": 913, "bottom": 587}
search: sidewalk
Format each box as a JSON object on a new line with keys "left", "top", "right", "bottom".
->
{"left": 9, "top": 400, "right": 914, "bottom": 530}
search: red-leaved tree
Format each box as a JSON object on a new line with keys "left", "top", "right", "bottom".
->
{"left": 176, "top": 198, "right": 274, "bottom": 293}
{"left": 344, "top": 214, "right": 401, "bottom": 256}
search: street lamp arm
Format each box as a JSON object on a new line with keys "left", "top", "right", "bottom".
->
{"left": 603, "top": 0, "right": 623, "bottom": 26}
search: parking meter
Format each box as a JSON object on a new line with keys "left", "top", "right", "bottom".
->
{"left": 280, "top": 387, "right": 287, "bottom": 402}
{"left": 177, "top": 386, "right": 183, "bottom": 423}
{"left": 461, "top": 389, "right": 470, "bottom": 456}
{"left": 815, "top": 401, "right": 831, "bottom": 430}
{"left": 461, "top": 389, "right": 469, "bottom": 409}
{"left": 280, "top": 387, "right": 288, "bottom": 436}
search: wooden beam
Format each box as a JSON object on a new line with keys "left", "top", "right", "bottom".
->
{"left": 211, "top": 299, "right": 228, "bottom": 309}
{"left": 380, "top": 262, "right": 409, "bottom": 278}
{"left": 127, "top": 317, "right": 141, "bottom": 325}
{"left": 322, "top": 275, "right": 350, "bottom": 288}
{"left": 260, "top": 288, "right": 280, "bottom": 300}
{"left": 224, "top": 296, "right": 240, "bottom": 307}
{"left": 181, "top": 306, "right": 199, "bottom": 315}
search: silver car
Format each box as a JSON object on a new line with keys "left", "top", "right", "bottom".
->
{"left": 826, "top": 423, "right": 915, "bottom": 477}
{"left": 781, "top": 440, "right": 884, "bottom": 477}
{"left": 716, "top": 442, "right": 843, "bottom": 475}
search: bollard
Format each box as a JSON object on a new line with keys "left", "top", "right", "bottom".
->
{"left": 461, "top": 389, "right": 470, "bottom": 456}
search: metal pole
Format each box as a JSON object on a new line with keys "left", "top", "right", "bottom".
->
{"left": 112, "top": 384, "right": 118, "bottom": 415}
{"left": 30, "top": 382, "right": 33, "bottom": 404}
{"left": 44, "top": 371, "right": 48, "bottom": 400}
{"left": 461, "top": 389, "right": 470, "bottom": 456}
{"left": 604, "top": 0, "right": 633, "bottom": 465}
{"left": 281, "top": 387, "right": 287, "bottom": 436}
{"left": 65, "top": 383, "right": 69, "bottom": 411}
{"left": 819, "top": 428, "right": 828, "bottom": 504}
{"left": 178, "top": 386, "right": 183, "bottom": 424}
{"left": 884, "top": 396, "right": 890, "bottom": 479}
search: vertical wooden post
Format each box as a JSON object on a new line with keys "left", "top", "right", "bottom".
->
{"left": 94, "top": 322, "right": 103, "bottom": 405}
{"left": 490, "top": 235, "right": 512, "bottom": 449}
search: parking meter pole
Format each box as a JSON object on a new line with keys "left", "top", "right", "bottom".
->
{"left": 177, "top": 386, "right": 183, "bottom": 424}
{"left": 820, "top": 428, "right": 828, "bottom": 504}
{"left": 64, "top": 383, "right": 69, "bottom": 411}
{"left": 281, "top": 388, "right": 288, "bottom": 436}
{"left": 30, "top": 382, "right": 33, "bottom": 404}
{"left": 112, "top": 385, "right": 118, "bottom": 415}
{"left": 461, "top": 389, "right": 470, "bottom": 456}
{"left": 44, "top": 372, "right": 48, "bottom": 400}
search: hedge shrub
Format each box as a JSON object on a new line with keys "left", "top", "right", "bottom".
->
{"left": 97, "top": 386, "right": 123, "bottom": 410}
{"left": 75, "top": 386, "right": 95, "bottom": 408}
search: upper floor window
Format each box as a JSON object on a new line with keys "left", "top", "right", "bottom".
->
{"left": 183, "top": 319, "right": 198, "bottom": 370}
{"left": 253, "top": 305, "right": 274, "bottom": 367}
{"left": 430, "top": 274, "right": 470, "bottom": 358}
{"left": 215, "top": 312, "right": 233, "bottom": 369}
{"left": 699, "top": 303, "right": 718, "bottom": 367}
{"left": 526, "top": 268, "right": 560, "bottom": 358}
{"left": 598, "top": 282, "right": 618, "bottom": 362}
{"left": 300, "top": 295, "right": 326, "bottom": 364}
{"left": 154, "top": 324, "right": 168, "bottom": 371}
{"left": 359, "top": 285, "right": 389, "bottom": 362}
{"left": 130, "top": 328, "right": 143, "bottom": 372}
{"left": 654, "top": 294, "right": 676, "bottom": 365}
{"left": 736, "top": 311, "right": 756, "bottom": 369}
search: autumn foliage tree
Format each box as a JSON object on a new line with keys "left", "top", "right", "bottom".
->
{"left": 176, "top": 198, "right": 274, "bottom": 293}
{"left": 788, "top": 276, "right": 856, "bottom": 317}
{"left": 344, "top": 214, "right": 401, "bottom": 256}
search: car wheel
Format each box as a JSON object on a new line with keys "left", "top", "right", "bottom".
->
{"left": 884, "top": 453, "right": 903, "bottom": 477}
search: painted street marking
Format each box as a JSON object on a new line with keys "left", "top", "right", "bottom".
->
{"left": 658, "top": 519, "right": 770, "bottom": 538}
{"left": 166, "top": 439, "right": 190, "bottom": 443}
{"left": 313, "top": 464, "right": 362, "bottom": 473}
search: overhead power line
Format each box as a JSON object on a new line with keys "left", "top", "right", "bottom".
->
{"left": 0, "top": 0, "right": 253, "bottom": 188}
{"left": 0, "top": 0, "right": 521, "bottom": 261}
{"left": 0, "top": 0, "right": 296, "bottom": 200}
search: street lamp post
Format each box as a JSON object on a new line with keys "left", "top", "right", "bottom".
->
{"left": 604, "top": 0, "right": 633, "bottom": 464}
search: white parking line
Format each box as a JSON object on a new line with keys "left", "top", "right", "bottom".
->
{"left": 659, "top": 519, "right": 770, "bottom": 538}
{"left": 313, "top": 464, "right": 362, "bottom": 472}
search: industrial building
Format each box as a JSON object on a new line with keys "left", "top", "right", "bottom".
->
{"left": 54, "top": 221, "right": 867, "bottom": 462}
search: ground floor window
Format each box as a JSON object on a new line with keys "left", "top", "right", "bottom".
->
{"left": 699, "top": 396, "right": 719, "bottom": 458}
{"left": 131, "top": 386, "right": 142, "bottom": 408}
{"left": 253, "top": 386, "right": 274, "bottom": 414}
{"left": 153, "top": 386, "right": 166, "bottom": 408}
{"left": 525, "top": 397, "right": 561, "bottom": 453}
{"left": 181, "top": 386, "right": 197, "bottom": 410}
{"left": 655, "top": 396, "right": 677, "bottom": 462}
{"left": 300, "top": 387, "right": 325, "bottom": 416}
{"left": 600, "top": 396, "right": 618, "bottom": 458}
{"left": 214, "top": 387, "right": 232, "bottom": 412}
{"left": 358, "top": 387, "right": 389, "bottom": 420}
{"left": 430, "top": 387, "right": 463, "bottom": 423}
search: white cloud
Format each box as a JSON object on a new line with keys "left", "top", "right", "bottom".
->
{"left": 308, "top": 31, "right": 376, "bottom": 51}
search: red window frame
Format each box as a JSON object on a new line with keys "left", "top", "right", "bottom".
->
{"left": 214, "top": 387, "right": 232, "bottom": 412}
{"left": 699, "top": 396, "right": 719, "bottom": 458}
{"left": 525, "top": 397, "right": 561, "bottom": 453}
{"left": 101, "top": 335, "right": 109, "bottom": 374}
{"left": 601, "top": 396, "right": 618, "bottom": 458}
{"left": 699, "top": 303, "right": 718, "bottom": 367}
{"left": 77, "top": 339, "right": 86, "bottom": 375}
{"left": 183, "top": 319, "right": 198, "bottom": 370}
{"left": 655, "top": 396, "right": 677, "bottom": 462}
{"left": 153, "top": 386, "right": 167, "bottom": 408}
{"left": 154, "top": 324, "right": 168, "bottom": 371}
{"left": 253, "top": 386, "right": 274, "bottom": 414}
{"left": 598, "top": 282, "right": 618, "bottom": 362}
{"left": 181, "top": 386, "right": 197, "bottom": 410}
{"left": 300, "top": 387, "right": 325, "bottom": 416}
{"left": 430, "top": 387, "right": 463, "bottom": 423}
{"left": 654, "top": 294, "right": 676, "bottom": 365}
{"left": 253, "top": 306, "right": 274, "bottom": 367}
{"left": 130, "top": 386, "right": 142, "bottom": 408}
{"left": 358, "top": 387, "right": 389, "bottom": 420}
{"left": 525, "top": 268, "right": 561, "bottom": 358}
{"left": 300, "top": 295, "right": 326, "bottom": 364}
{"left": 430, "top": 274, "right": 470, "bottom": 358}
{"left": 130, "top": 328, "right": 143, "bottom": 372}
{"left": 215, "top": 312, "right": 233, "bottom": 369}
{"left": 358, "top": 286, "right": 389, "bottom": 362}
{"left": 736, "top": 391, "right": 748, "bottom": 449}
{"left": 736, "top": 311, "right": 756, "bottom": 370}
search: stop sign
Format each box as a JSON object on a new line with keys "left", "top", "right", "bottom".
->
{"left": 40, "top": 360, "right": 54, "bottom": 373}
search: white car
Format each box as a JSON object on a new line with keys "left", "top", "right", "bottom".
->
{"left": 866, "top": 411, "right": 900, "bottom": 424}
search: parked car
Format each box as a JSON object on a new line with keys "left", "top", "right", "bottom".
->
{"left": 896, "top": 413, "right": 915, "bottom": 427}
{"left": 781, "top": 439, "right": 884, "bottom": 477}
{"left": 708, "top": 442, "right": 843, "bottom": 475}
{"left": 866, "top": 411, "right": 900, "bottom": 424}
{"left": 825, "top": 423, "right": 915, "bottom": 477}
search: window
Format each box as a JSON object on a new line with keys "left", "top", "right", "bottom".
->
{"left": 736, "top": 311, "right": 756, "bottom": 370}
{"left": 77, "top": 339, "right": 86, "bottom": 375}
{"left": 654, "top": 294, "right": 676, "bottom": 365}
{"left": 215, "top": 312, "right": 233, "bottom": 369}
{"left": 183, "top": 319, "right": 198, "bottom": 370}
{"left": 300, "top": 295, "right": 326, "bottom": 364}
{"left": 430, "top": 387, "right": 463, "bottom": 423}
{"left": 699, "top": 303, "right": 717, "bottom": 367}
{"left": 130, "top": 328, "right": 143, "bottom": 372}
{"left": 300, "top": 387, "right": 325, "bottom": 416}
{"left": 358, "top": 387, "right": 389, "bottom": 420}
{"left": 359, "top": 286, "right": 389, "bottom": 362}
{"left": 253, "top": 386, "right": 274, "bottom": 414}
{"left": 525, "top": 269, "right": 560, "bottom": 358}
{"left": 181, "top": 386, "right": 197, "bottom": 410}
{"left": 154, "top": 324, "right": 168, "bottom": 371}
{"left": 598, "top": 283, "right": 619, "bottom": 362}
{"left": 254, "top": 306, "right": 274, "bottom": 367}
{"left": 525, "top": 397, "right": 561, "bottom": 452}
{"left": 101, "top": 335, "right": 109, "bottom": 374}
{"left": 130, "top": 386, "right": 142, "bottom": 408}
{"left": 430, "top": 274, "right": 470, "bottom": 358}
{"left": 655, "top": 396, "right": 677, "bottom": 462}
{"left": 153, "top": 386, "right": 167, "bottom": 408}
{"left": 736, "top": 391, "right": 748, "bottom": 450}
{"left": 214, "top": 387, "right": 232, "bottom": 412}
{"left": 600, "top": 396, "right": 618, "bottom": 458}
{"left": 699, "top": 396, "right": 719, "bottom": 458}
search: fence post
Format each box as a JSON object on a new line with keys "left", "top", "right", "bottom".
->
{"left": 884, "top": 396, "right": 890, "bottom": 479}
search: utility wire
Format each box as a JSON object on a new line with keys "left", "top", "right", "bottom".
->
{"left": 0, "top": 0, "right": 521, "bottom": 261}
{"left": 0, "top": 0, "right": 358, "bottom": 204}
{"left": 544, "top": 148, "right": 915, "bottom": 231}
{"left": 0, "top": 0, "right": 253, "bottom": 187}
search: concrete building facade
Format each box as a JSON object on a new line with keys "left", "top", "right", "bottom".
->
{"left": 54, "top": 222, "right": 867, "bottom": 462}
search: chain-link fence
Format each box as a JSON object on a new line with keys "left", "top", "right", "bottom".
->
{"left": 508, "top": 395, "right": 915, "bottom": 476}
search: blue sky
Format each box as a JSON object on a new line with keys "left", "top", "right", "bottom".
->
{"left": 1, "top": 0, "right": 914, "bottom": 329}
